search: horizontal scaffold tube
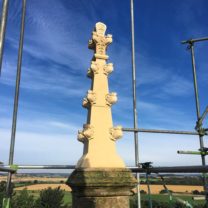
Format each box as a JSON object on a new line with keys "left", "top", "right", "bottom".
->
{"left": 0, "top": 166, "right": 16, "bottom": 173}
{"left": 2, "top": 165, "right": 208, "bottom": 173}
{"left": 181, "top": 37, "right": 208, "bottom": 44}
{"left": 177, "top": 150, "right": 208, "bottom": 155}
{"left": 130, "top": 165, "right": 208, "bottom": 173}
{"left": 122, "top": 128, "right": 204, "bottom": 135}
{"left": 4, "top": 165, "right": 76, "bottom": 170}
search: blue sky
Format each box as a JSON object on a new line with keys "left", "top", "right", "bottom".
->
{"left": 0, "top": 0, "right": 208, "bottom": 170}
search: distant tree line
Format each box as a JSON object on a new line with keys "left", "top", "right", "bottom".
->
{"left": 140, "top": 176, "right": 204, "bottom": 186}
{"left": 0, "top": 181, "right": 71, "bottom": 208}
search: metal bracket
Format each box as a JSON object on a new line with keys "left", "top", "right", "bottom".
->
{"left": 139, "top": 162, "right": 153, "bottom": 174}
{"left": 9, "top": 164, "right": 18, "bottom": 172}
{"left": 186, "top": 42, "right": 193, "bottom": 50}
{"left": 195, "top": 106, "right": 208, "bottom": 136}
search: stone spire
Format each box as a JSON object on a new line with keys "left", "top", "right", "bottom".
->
{"left": 67, "top": 23, "right": 137, "bottom": 208}
{"left": 76, "top": 22, "right": 125, "bottom": 168}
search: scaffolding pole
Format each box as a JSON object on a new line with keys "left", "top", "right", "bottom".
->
{"left": 0, "top": 166, "right": 16, "bottom": 173}
{"left": 2, "top": 164, "right": 208, "bottom": 173}
{"left": 190, "top": 42, "right": 208, "bottom": 207}
{"left": 177, "top": 151, "right": 208, "bottom": 155}
{"left": 0, "top": 0, "right": 9, "bottom": 76}
{"left": 6, "top": 0, "right": 26, "bottom": 199}
{"left": 130, "top": 0, "right": 141, "bottom": 207}
{"left": 182, "top": 37, "right": 208, "bottom": 207}
{"left": 4, "top": 165, "right": 76, "bottom": 170}
{"left": 182, "top": 37, "right": 208, "bottom": 44}
{"left": 123, "top": 127, "right": 203, "bottom": 135}
{"left": 130, "top": 165, "right": 208, "bottom": 173}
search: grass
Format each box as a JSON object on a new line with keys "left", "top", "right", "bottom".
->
{"left": 63, "top": 192, "right": 72, "bottom": 204}
{"left": 18, "top": 190, "right": 204, "bottom": 207}
{"left": 25, "top": 190, "right": 72, "bottom": 205}
{"left": 141, "top": 194, "right": 205, "bottom": 206}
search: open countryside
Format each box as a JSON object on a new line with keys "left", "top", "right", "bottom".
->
{"left": 15, "top": 183, "right": 204, "bottom": 195}
{"left": 1, "top": 175, "right": 203, "bottom": 194}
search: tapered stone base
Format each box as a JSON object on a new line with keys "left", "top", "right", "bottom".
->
{"left": 66, "top": 168, "right": 137, "bottom": 208}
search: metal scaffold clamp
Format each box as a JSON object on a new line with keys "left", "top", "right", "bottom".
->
{"left": 9, "top": 164, "right": 18, "bottom": 172}
{"left": 199, "top": 148, "right": 208, "bottom": 156}
{"left": 195, "top": 106, "right": 208, "bottom": 137}
{"left": 186, "top": 41, "right": 194, "bottom": 50}
{"left": 0, "top": 163, "right": 18, "bottom": 173}
{"left": 139, "top": 162, "right": 153, "bottom": 174}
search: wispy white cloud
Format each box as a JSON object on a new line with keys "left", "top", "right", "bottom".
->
{"left": 0, "top": 128, "right": 82, "bottom": 165}
{"left": 0, "top": 127, "right": 201, "bottom": 167}
{"left": 0, "top": 115, "right": 83, "bottom": 134}
{"left": 1, "top": 57, "right": 87, "bottom": 97}
{"left": 114, "top": 94, "right": 195, "bottom": 130}
{"left": 23, "top": 0, "right": 93, "bottom": 69}
{"left": 2, "top": 0, "right": 194, "bottom": 101}
{"left": 162, "top": 74, "right": 193, "bottom": 96}
{"left": 116, "top": 132, "right": 201, "bottom": 166}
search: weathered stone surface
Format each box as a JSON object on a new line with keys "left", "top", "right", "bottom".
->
{"left": 67, "top": 168, "right": 137, "bottom": 208}
{"left": 72, "top": 196, "right": 129, "bottom": 208}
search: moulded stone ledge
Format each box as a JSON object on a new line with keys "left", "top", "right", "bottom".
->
{"left": 67, "top": 168, "right": 137, "bottom": 197}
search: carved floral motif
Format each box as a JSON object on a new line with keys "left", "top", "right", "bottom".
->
{"left": 88, "top": 62, "right": 114, "bottom": 78}
{"left": 103, "top": 63, "right": 113, "bottom": 76}
{"left": 106, "top": 92, "right": 117, "bottom": 106}
{"left": 87, "top": 61, "right": 99, "bottom": 78}
{"left": 77, "top": 124, "right": 94, "bottom": 143}
{"left": 82, "top": 90, "right": 96, "bottom": 108}
{"left": 109, "top": 126, "right": 123, "bottom": 141}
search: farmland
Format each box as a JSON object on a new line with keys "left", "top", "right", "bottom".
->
{"left": 0, "top": 174, "right": 206, "bottom": 207}
{"left": 15, "top": 183, "right": 204, "bottom": 195}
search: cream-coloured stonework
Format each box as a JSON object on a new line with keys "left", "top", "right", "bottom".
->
{"left": 76, "top": 22, "right": 125, "bottom": 168}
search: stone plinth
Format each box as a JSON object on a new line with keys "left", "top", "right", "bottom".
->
{"left": 67, "top": 168, "right": 137, "bottom": 208}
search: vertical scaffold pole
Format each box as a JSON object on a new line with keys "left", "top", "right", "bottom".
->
{"left": 190, "top": 43, "right": 208, "bottom": 207}
{"left": 0, "top": 0, "right": 9, "bottom": 76}
{"left": 130, "top": 0, "right": 141, "bottom": 207}
{"left": 6, "top": 0, "right": 26, "bottom": 200}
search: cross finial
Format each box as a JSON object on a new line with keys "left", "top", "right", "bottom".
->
{"left": 88, "top": 22, "right": 112, "bottom": 60}
{"left": 95, "top": 22, "right": 107, "bottom": 36}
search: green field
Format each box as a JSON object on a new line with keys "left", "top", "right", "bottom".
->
{"left": 141, "top": 194, "right": 205, "bottom": 206}
{"left": 24, "top": 190, "right": 205, "bottom": 207}
{"left": 129, "top": 194, "right": 206, "bottom": 208}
